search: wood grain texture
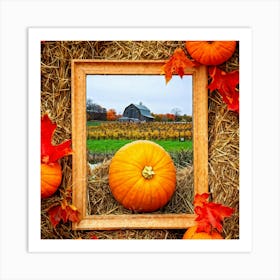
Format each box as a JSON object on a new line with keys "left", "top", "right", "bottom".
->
{"left": 71, "top": 60, "right": 208, "bottom": 230}
{"left": 73, "top": 214, "right": 197, "bottom": 230}
{"left": 193, "top": 65, "right": 209, "bottom": 194}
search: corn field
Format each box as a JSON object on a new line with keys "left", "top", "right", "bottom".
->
{"left": 87, "top": 121, "right": 192, "bottom": 140}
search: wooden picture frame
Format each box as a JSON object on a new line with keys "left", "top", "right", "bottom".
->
{"left": 71, "top": 60, "right": 208, "bottom": 230}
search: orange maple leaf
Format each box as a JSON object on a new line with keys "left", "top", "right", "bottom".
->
{"left": 193, "top": 193, "right": 234, "bottom": 234}
{"left": 208, "top": 66, "right": 239, "bottom": 113}
{"left": 48, "top": 200, "right": 80, "bottom": 228}
{"left": 162, "top": 48, "right": 196, "bottom": 84}
{"left": 41, "top": 114, "right": 72, "bottom": 164}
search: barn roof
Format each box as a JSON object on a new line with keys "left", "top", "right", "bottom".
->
{"left": 133, "top": 103, "right": 154, "bottom": 119}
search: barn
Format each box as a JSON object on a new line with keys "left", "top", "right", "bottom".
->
{"left": 120, "top": 102, "right": 154, "bottom": 122}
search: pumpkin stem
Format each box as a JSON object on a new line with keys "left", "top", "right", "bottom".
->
{"left": 142, "top": 166, "right": 155, "bottom": 179}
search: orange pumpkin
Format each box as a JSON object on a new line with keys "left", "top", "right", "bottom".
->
{"left": 41, "top": 162, "right": 62, "bottom": 198}
{"left": 185, "top": 41, "right": 236, "bottom": 66}
{"left": 182, "top": 226, "right": 223, "bottom": 239}
{"left": 109, "top": 140, "right": 176, "bottom": 212}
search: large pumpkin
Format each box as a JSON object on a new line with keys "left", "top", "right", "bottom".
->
{"left": 185, "top": 41, "right": 236, "bottom": 66}
{"left": 109, "top": 140, "right": 176, "bottom": 212}
{"left": 41, "top": 162, "right": 62, "bottom": 198}
{"left": 182, "top": 226, "right": 223, "bottom": 239}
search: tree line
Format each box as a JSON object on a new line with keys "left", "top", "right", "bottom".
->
{"left": 86, "top": 99, "right": 192, "bottom": 122}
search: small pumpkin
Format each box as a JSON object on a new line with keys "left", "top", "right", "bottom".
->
{"left": 182, "top": 226, "right": 223, "bottom": 239}
{"left": 185, "top": 41, "right": 236, "bottom": 66}
{"left": 41, "top": 162, "right": 62, "bottom": 198}
{"left": 109, "top": 140, "right": 176, "bottom": 212}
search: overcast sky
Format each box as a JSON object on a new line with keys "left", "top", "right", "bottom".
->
{"left": 86, "top": 75, "right": 192, "bottom": 115}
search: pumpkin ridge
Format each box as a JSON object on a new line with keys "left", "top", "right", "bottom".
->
{"left": 110, "top": 183, "right": 132, "bottom": 203}
{"left": 130, "top": 178, "right": 146, "bottom": 211}
{"left": 153, "top": 157, "right": 173, "bottom": 170}
{"left": 151, "top": 152, "right": 174, "bottom": 170}
{"left": 158, "top": 178, "right": 175, "bottom": 199}
{"left": 216, "top": 44, "right": 234, "bottom": 59}
{"left": 154, "top": 169, "right": 176, "bottom": 180}
{"left": 110, "top": 157, "right": 143, "bottom": 170}
{"left": 154, "top": 176, "right": 176, "bottom": 200}
{"left": 41, "top": 177, "right": 61, "bottom": 187}
{"left": 187, "top": 46, "right": 202, "bottom": 58}
{"left": 111, "top": 181, "right": 138, "bottom": 206}
{"left": 137, "top": 183, "right": 149, "bottom": 211}
{"left": 109, "top": 173, "right": 141, "bottom": 192}
{"left": 153, "top": 163, "right": 175, "bottom": 173}
{"left": 120, "top": 177, "right": 146, "bottom": 209}
{"left": 109, "top": 167, "right": 141, "bottom": 177}
{"left": 150, "top": 179, "right": 168, "bottom": 207}
{"left": 146, "top": 180, "right": 157, "bottom": 211}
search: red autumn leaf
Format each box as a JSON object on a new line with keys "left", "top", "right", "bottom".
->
{"left": 48, "top": 205, "right": 63, "bottom": 228}
{"left": 193, "top": 193, "right": 209, "bottom": 207}
{"left": 66, "top": 204, "right": 80, "bottom": 223}
{"left": 48, "top": 200, "right": 80, "bottom": 228}
{"left": 194, "top": 200, "right": 234, "bottom": 234}
{"left": 220, "top": 90, "right": 239, "bottom": 112}
{"left": 162, "top": 48, "right": 196, "bottom": 84}
{"left": 208, "top": 66, "right": 239, "bottom": 113}
{"left": 208, "top": 66, "right": 239, "bottom": 94}
{"left": 90, "top": 235, "right": 98, "bottom": 240}
{"left": 41, "top": 114, "right": 72, "bottom": 164}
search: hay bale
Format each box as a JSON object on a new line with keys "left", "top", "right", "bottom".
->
{"left": 41, "top": 41, "right": 239, "bottom": 239}
{"left": 208, "top": 92, "right": 239, "bottom": 238}
{"left": 208, "top": 44, "right": 239, "bottom": 239}
{"left": 87, "top": 159, "right": 193, "bottom": 215}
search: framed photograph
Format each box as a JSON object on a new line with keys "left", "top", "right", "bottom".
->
{"left": 71, "top": 59, "right": 208, "bottom": 230}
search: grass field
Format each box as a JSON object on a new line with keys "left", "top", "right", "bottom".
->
{"left": 87, "top": 120, "right": 101, "bottom": 127}
{"left": 87, "top": 139, "right": 192, "bottom": 153}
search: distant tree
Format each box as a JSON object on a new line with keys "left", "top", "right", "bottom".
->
{"left": 171, "top": 107, "right": 182, "bottom": 121}
{"left": 107, "top": 109, "right": 117, "bottom": 121}
{"left": 86, "top": 99, "right": 107, "bottom": 121}
{"left": 152, "top": 113, "right": 177, "bottom": 122}
{"left": 183, "top": 114, "right": 192, "bottom": 122}
{"left": 166, "top": 113, "right": 175, "bottom": 122}
{"left": 151, "top": 113, "right": 160, "bottom": 122}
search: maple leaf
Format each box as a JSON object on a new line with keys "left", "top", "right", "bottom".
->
{"left": 66, "top": 204, "right": 80, "bottom": 223}
{"left": 193, "top": 193, "right": 209, "bottom": 207}
{"left": 41, "top": 114, "right": 72, "bottom": 164}
{"left": 194, "top": 199, "right": 234, "bottom": 234}
{"left": 220, "top": 90, "right": 239, "bottom": 112}
{"left": 48, "top": 205, "right": 63, "bottom": 227}
{"left": 162, "top": 48, "right": 196, "bottom": 84}
{"left": 208, "top": 66, "right": 239, "bottom": 113}
{"left": 48, "top": 200, "right": 80, "bottom": 228}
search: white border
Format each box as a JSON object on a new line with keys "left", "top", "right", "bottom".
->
{"left": 28, "top": 27, "right": 252, "bottom": 253}
{"left": 1, "top": 1, "right": 279, "bottom": 279}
